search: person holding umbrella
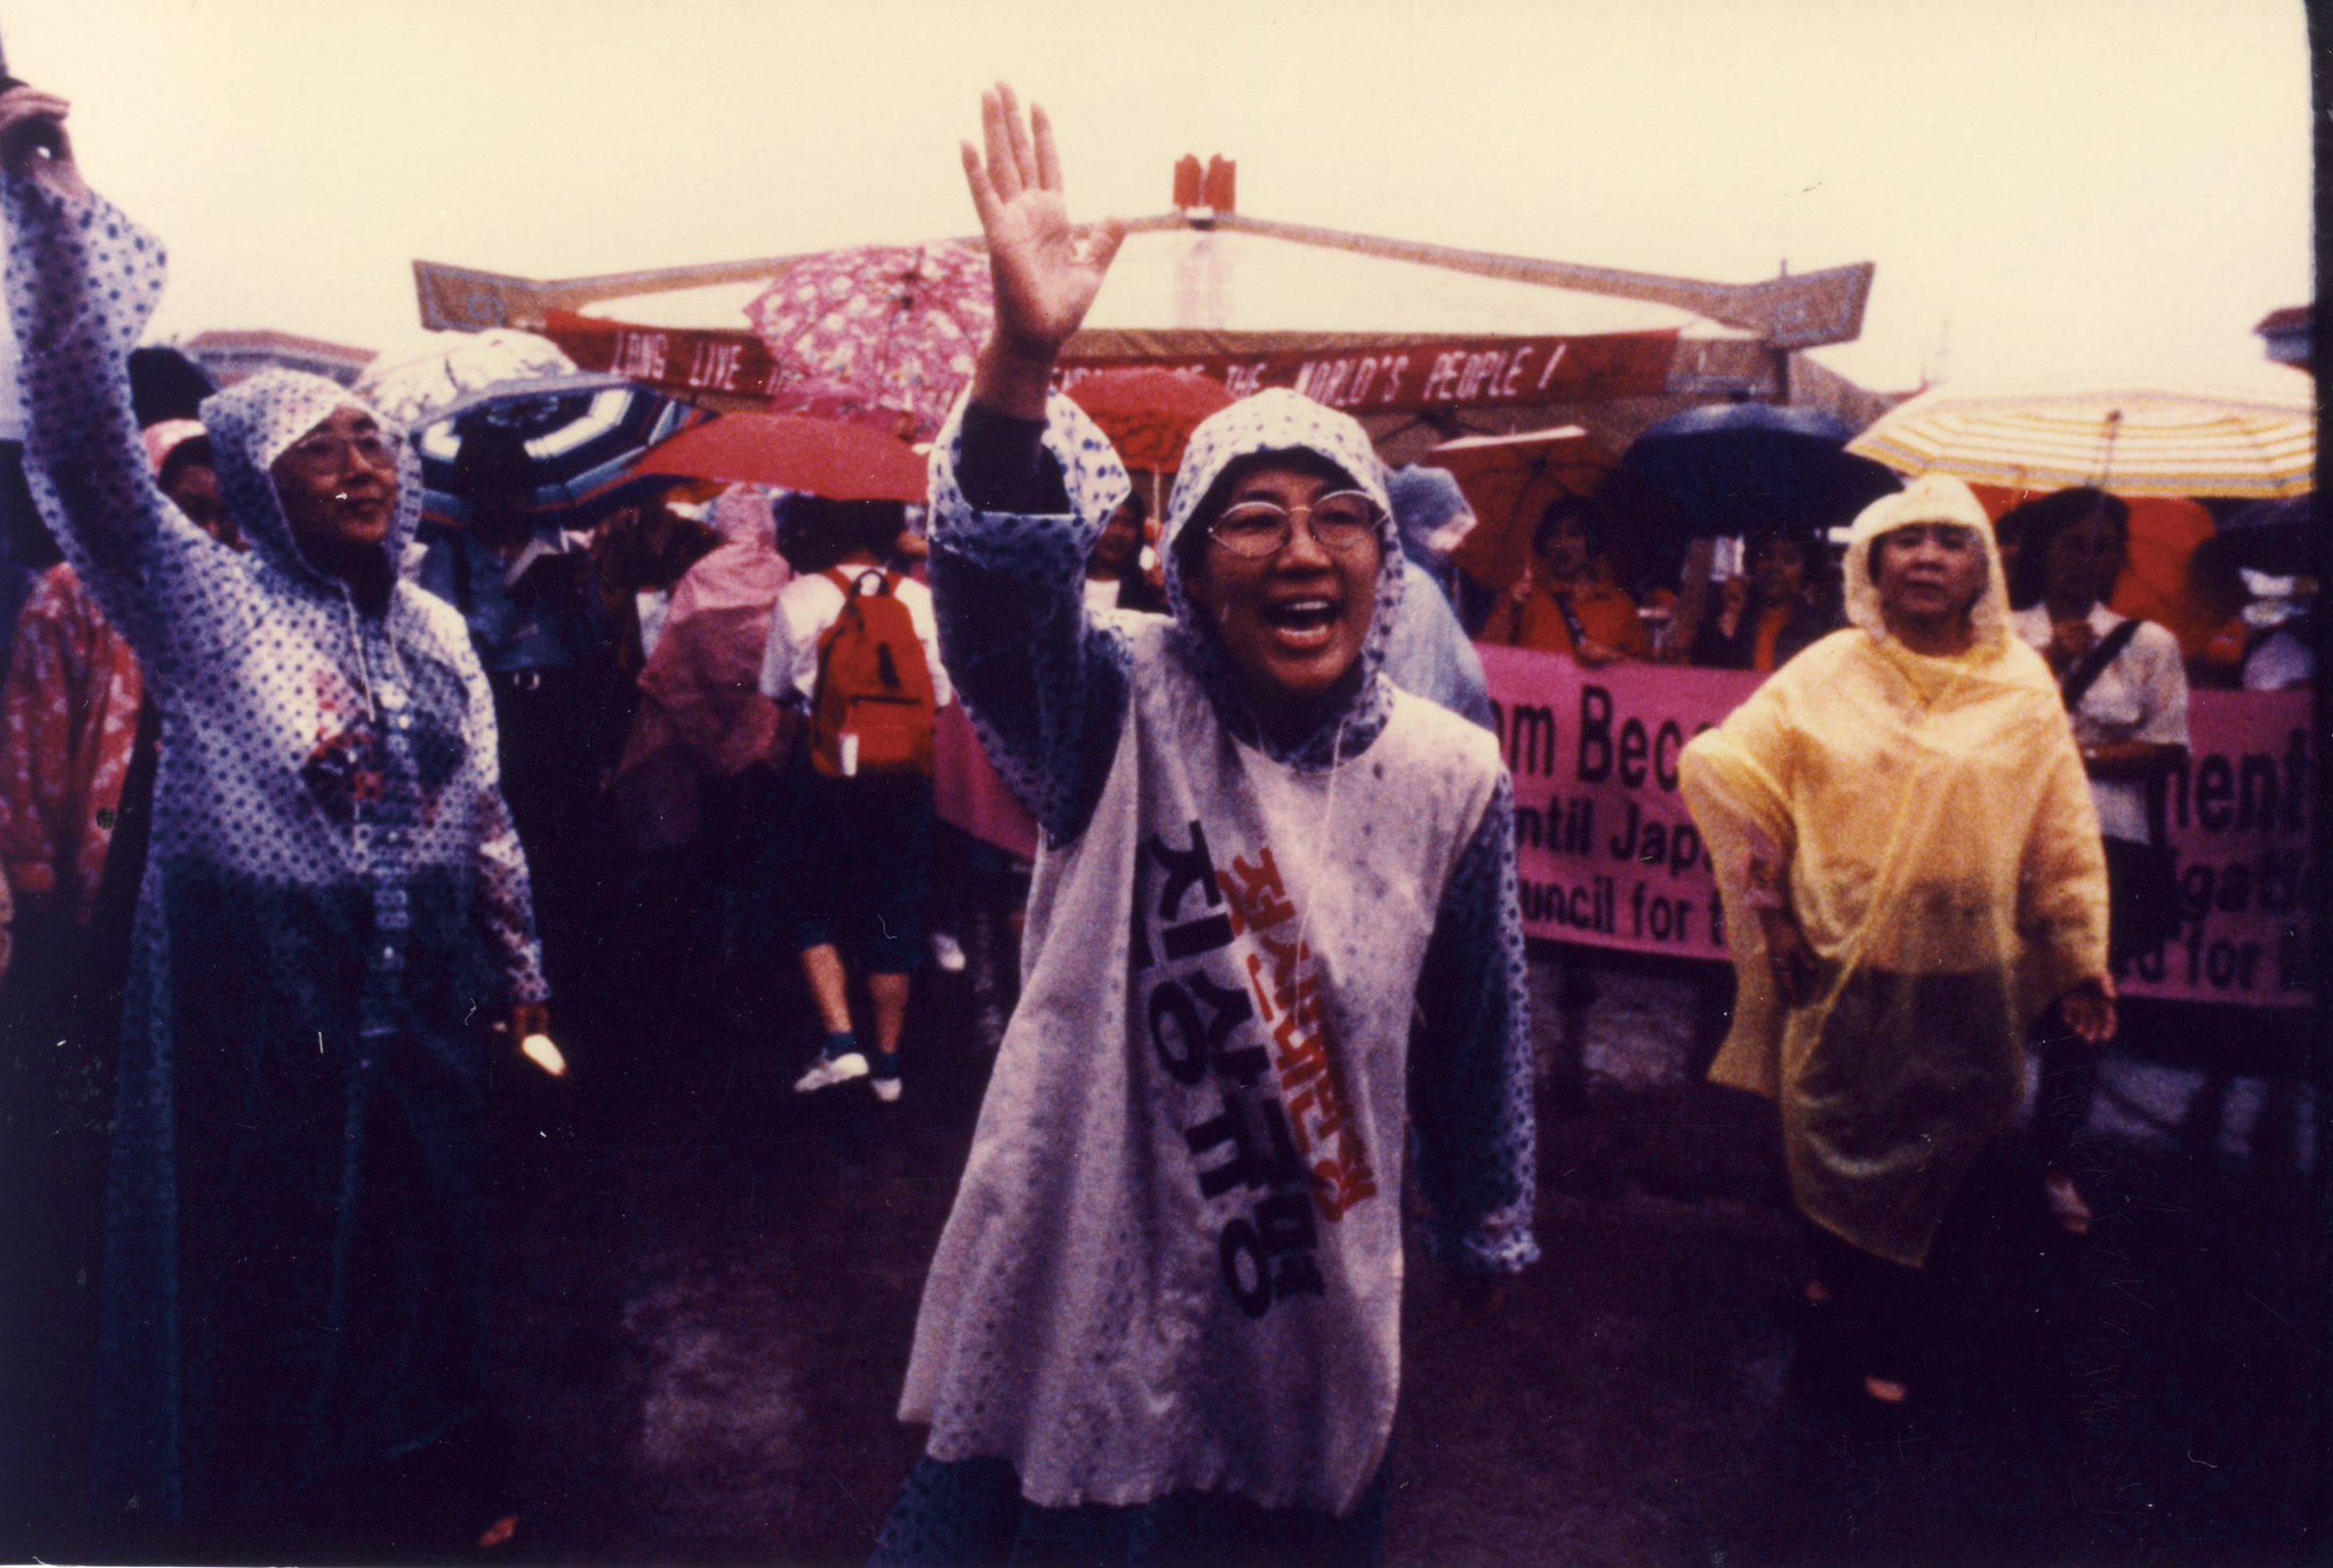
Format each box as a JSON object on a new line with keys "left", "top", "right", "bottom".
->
{"left": 1477, "top": 491, "right": 1654, "bottom": 664}
{"left": 2001, "top": 486, "right": 2189, "bottom": 1236}
{"left": 0, "top": 84, "right": 551, "bottom": 1552}
{"left": 1688, "top": 528, "right": 1841, "bottom": 673}
{"left": 869, "top": 86, "right": 1536, "bottom": 1565}
{"left": 1681, "top": 474, "right": 2114, "bottom": 1405}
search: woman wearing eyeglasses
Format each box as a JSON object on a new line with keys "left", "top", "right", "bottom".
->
{"left": 869, "top": 87, "right": 1536, "bottom": 1566}
{"left": 0, "top": 86, "right": 548, "bottom": 1553}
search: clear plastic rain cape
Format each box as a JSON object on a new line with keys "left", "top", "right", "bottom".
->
{"left": 1681, "top": 476, "right": 2108, "bottom": 1266}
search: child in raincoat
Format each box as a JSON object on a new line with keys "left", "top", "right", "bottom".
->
{"left": 1680, "top": 473, "right": 2113, "bottom": 1404}
{"left": 869, "top": 87, "right": 1537, "bottom": 1566}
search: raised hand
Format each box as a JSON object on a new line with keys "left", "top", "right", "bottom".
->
{"left": 0, "top": 84, "right": 88, "bottom": 201}
{"left": 961, "top": 83, "right": 1124, "bottom": 415}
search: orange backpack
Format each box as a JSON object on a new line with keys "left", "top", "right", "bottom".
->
{"left": 808, "top": 567, "right": 937, "bottom": 778}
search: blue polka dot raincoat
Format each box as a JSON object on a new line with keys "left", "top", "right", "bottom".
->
{"left": 4, "top": 176, "right": 546, "bottom": 1528}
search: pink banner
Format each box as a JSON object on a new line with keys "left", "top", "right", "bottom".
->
{"left": 1479, "top": 645, "right": 2314, "bottom": 1009}
{"left": 933, "top": 647, "right": 2313, "bottom": 1009}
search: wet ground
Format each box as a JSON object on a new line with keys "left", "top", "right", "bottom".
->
{"left": 6, "top": 942, "right": 2325, "bottom": 1565}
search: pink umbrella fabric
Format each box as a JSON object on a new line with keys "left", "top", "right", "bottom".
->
{"left": 612, "top": 486, "right": 793, "bottom": 851}
{"left": 746, "top": 242, "right": 994, "bottom": 442}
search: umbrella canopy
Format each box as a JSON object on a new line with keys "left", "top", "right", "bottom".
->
{"left": 1849, "top": 370, "right": 2314, "bottom": 500}
{"left": 413, "top": 372, "right": 712, "bottom": 526}
{"left": 1428, "top": 425, "right": 1618, "bottom": 592}
{"left": 354, "top": 328, "right": 580, "bottom": 430}
{"left": 745, "top": 242, "right": 993, "bottom": 442}
{"left": 634, "top": 413, "right": 927, "bottom": 503}
{"left": 1066, "top": 368, "right": 1235, "bottom": 472}
{"left": 1619, "top": 401, "right": 1902, "bottom": 542}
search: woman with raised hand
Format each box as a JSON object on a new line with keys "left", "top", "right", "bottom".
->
{"left": 0, "top": 84, "right": 549, "bottom": 1553}
{"left": 1681, "top": 474, "right": 2113, "bottom": 1406}
{"left": 870, "top": 85, "right": 1537, "bottom": 1566}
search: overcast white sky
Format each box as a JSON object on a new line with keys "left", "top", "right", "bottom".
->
{"left": 1, "top": 0, "right": 2310, "bottom": 391}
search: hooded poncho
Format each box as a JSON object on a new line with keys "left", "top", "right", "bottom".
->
{"left": 1680, "top": 475, "right": 2109, "bottom": 1267}
{"left": 3, "top": 176, "right": 545, "bottom": 1526}
{"left": 901, "top": 388, "right": 1536, "bottom": 1517}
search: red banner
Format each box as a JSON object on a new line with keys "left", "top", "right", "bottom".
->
{"left": 545, "top": 309, "right": 1679, "bottom": 416}
{"left": 1052, "top": 331, "right": 1680, "bottom": 415}
{"left": 547, "top": 311, "right": 780, "bottom": 398}
{"left": 931, "top": 645, "right": 2312, "bottom": 1009}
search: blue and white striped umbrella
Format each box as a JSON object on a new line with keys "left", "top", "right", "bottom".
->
{"left": 411, "top": 372, "right": 713, "bottom": 526}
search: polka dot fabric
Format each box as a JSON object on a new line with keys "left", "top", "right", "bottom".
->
{"left": 898, "top": 387, "right": 1538, "bottom": 1534}
{"left": 1157, "top": 388, "right": 1406, "bottom": 776}
{"left": 6, "top": 175, "right": 544, "bottom": 1527}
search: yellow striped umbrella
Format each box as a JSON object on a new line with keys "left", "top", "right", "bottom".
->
{"left": 1848, "top": 369, "right": 2313, "bottom": 500}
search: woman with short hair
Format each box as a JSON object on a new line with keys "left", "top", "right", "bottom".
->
{"left": 1478, "top": 491, "right": 1654, "bottom": 663}
{"left": 2001, "top": 485, "right": 2188, "bottom": 1235}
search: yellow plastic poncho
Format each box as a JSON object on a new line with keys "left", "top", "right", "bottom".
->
{"left": 1680, "top": 476, "right": 2109, "bottom": 1267}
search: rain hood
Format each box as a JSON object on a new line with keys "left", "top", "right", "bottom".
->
{"left": 199, "top": 368, "right": 422, "bottom": 597}
{"left": 1159, "top": 388, "right": 1406, "bottom": 768}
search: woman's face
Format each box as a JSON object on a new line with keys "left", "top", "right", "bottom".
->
{"left": 1185, "top": 463, "right": 1382, "bottom": 724}
{"left": 1873, "top": 522, "right": 1988, "bottom": 626}
{"left": 271, "top": 406, "right": 400, "bottom": 561}
{"left": 1092, "top": 501, "right": 1142, "bottom": 574}
{"left": 162, "top": 460, "right": 240, "bottom": 550}
{"left": 2041, "top": 513, "right": 2125, "bottom": 608}
{"left": 1538, "top": 512, "right": 1593, "bottom": 580}
{"left": 1749, "top": 537, "right": 1809, "bottom": 607}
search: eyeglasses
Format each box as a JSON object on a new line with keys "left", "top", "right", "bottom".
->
{"left": 280, "top": 426, "right": 399, "bottom": 471}
{"left": 1206, "top": 490, "right": 1382, "bottom": 559}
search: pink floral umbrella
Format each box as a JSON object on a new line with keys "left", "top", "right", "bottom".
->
{"left": 745, "top": 242, "right": 994, "bottom": 442}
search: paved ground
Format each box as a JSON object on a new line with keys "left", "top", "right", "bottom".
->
{"left": 5, "top": 941, "right": 2323, "bottom": 1565}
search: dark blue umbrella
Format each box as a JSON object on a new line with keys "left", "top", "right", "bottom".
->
{"left": 410, "top": 372, "right": 712, "bottom": 528}
{"left": 1618, "top": 401, "right": 1901, "bottom": 540}
{"left": 2193, "top": 495, "right": 2314, "bottom": 583}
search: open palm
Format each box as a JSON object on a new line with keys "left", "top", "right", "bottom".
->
{"left": 961, "top": 84, "right": 1125, "bottom": 365}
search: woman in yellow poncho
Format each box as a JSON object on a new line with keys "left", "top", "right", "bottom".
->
{"left": 1680, "top": 473, "right": 2115, "bottom": 1404}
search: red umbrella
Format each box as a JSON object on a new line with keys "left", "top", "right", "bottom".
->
{"left": 1066, "top": 368, "right": 1236, "bottom": 472}
{"left": 1428, "top": 425, "right": 1618, "bottom": 593}
{"left": 745, "top": 242, "right": 994, "bottom": 442}
{"left": 634, "top": 413, "right": 927, "bottom": 503}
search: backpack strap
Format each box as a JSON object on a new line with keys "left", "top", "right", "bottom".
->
{"left": 822, "top": 565, "right": 897, "bottom": 601}
{"left": 2060, "top": 617, "right": 2144, "bottom": 711}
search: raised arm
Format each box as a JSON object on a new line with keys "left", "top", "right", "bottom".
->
{"left": 927, "top": 85, "right": 1139, "bottom": 843}
{"left": 0, "top": 86, "right": 255, "bottom": 676}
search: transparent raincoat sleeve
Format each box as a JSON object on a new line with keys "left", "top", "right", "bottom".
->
{"left": 2, "top": 178, "right": 258, "bottom": 678}
{"left": 1410, "top": 771, "right": 1540, "bottom": 1272}
{"left": 924, "top": 391, "right": 1135, "bottom": 844}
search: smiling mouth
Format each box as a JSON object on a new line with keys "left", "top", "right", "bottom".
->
{"left": 1260, "top": 598, "right": 1342, "bottom": 649}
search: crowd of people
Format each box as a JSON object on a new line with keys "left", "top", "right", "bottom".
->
{"left": 0, "top": 74, "right": 2298, "bottom": 1568}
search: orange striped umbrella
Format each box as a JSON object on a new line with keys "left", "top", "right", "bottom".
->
{"left": 1852, "top": 369, "right": 2312, "bottom": 501}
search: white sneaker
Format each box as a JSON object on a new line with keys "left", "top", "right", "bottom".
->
{"left": 929, "top": 931, "right": 968, "bottom": 973}
{"left": 870, "top": 1076, "right": 903, "bottom": 1104}
{"left": 794, "top": 1051, "right": 869, "bottom": 1094}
